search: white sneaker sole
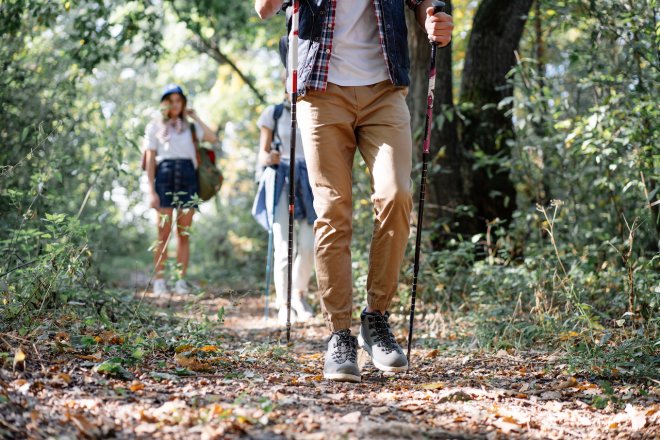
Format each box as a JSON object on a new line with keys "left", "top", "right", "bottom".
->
{"left": 358, "top": 333, "right": 409, "bottom": 373}
{"left": 324, "top": 372, "right": 361, "bottom": 383}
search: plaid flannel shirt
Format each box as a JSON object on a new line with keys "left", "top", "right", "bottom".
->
{"left": 304, "top": 0, "right": 424, "bottom": 93}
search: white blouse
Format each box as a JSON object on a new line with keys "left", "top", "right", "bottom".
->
{"left": 144, "top": 119, "right": 205, "bottom": 168}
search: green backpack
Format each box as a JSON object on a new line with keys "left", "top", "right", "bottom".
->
{"left": 191, "top": 123, "right": 223, "bottom": 201}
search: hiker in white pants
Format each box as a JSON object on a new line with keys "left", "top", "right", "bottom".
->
{"left": 272, "top": 187, "right": 315, "bottom": 321}
{"left": 255, "top": 99, "right": 317, "bottom": 324}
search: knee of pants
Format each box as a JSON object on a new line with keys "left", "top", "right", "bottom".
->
{"left": 373, "top": 186, "right": 413, "bottom": 212}
{"left": 313, "top": 201, "right": 353, "bottom": 244}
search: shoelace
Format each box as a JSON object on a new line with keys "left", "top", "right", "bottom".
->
{"left": 367, "top": 313, "right": 401, "bottom": 355}
{"left": 330, "top": 329, "right": 357, "bottom": 364}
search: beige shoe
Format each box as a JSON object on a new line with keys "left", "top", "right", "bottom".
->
{"left": 152, "top": 279, "right": 168, "bottom": 295}
{"left": 291, "top": 290, "right": 314, "bottom": 322}
{"left": 277, "top": 307, "right": 297, "bottom": 326}
{"left": 174, "top": 279, "right": 191, "bottom": 295}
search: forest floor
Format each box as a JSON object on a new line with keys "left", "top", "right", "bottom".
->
{"left": 1, "top": 287, "right": 658, "bottom": 439}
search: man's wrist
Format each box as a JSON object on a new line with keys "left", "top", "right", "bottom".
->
{"left": 416, "top": 0, "right": 432, "bottom": 28}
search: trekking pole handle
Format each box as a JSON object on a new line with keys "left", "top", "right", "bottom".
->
{"left": 430, "top": 1, "right": 446, "bottom": 47}
{"left": 432, "top": 0, "right": 445, "bottom": 15}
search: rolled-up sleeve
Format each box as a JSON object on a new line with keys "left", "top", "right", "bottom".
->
{"left": 406, "top": 0, "right": 424, "bottom": 10}
{"left": 144, "top": 121, "right": 158, "bottom": 151}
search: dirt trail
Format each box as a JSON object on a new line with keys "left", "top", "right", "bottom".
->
{"left": 1, "top": 290, "right": 657, "bottom": 439}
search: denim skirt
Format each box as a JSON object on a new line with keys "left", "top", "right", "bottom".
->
{"left": 155, "top": 159, "right": 199, "bottom": 209}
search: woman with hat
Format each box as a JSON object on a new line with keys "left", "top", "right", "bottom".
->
{"left": 144, "top": 84, "right": 218, "bottom": 295}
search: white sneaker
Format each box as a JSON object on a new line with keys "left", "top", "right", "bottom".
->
{"left": 152, "top": 279, "right": 168, "bottom": 295}
{"left": 174, "top": 279, "right": 191, "bottom": 295}
{"left": 291, "top": 291, "right": 314, "bottom": 322}
{"left": 277, "top": 307, "right": 297, "bottom": 326}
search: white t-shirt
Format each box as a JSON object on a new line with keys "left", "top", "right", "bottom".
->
{"left": 257, "top": 104, "right": 305, "bottom": 161}
{"left": 327, "top": 0, "right": 390, "bottom": 86}
{"left": 144, "top": 119, "right": 205, "bottom": 168}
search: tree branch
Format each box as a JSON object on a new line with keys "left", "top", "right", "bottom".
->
{"left": 191, "top": 36, "right": 267, "bottom": 105}
{"left": 168, "top": 2, "right": 267, "bottom": 105}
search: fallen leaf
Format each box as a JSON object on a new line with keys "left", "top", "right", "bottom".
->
{"left": 439, "top": 391, "right": 473, "bottom": 403}
{"left": 554, "top": 377, "right": 578, "bottom": 390}
{"left": 52, "top": 373, "right": 72, "bottom": 386}
{"left": 540, "top": 390, "right": 562, "bottom": 400}
{"left": 370, "top": 407, "right": 389, "bottom": 416}
{"left": 13, "top": 347, "right": 26, "bottom": 372}
{"left": 174, "top": 353, "right": 213, "bottom": 372}
{"left": 425, "top": 349, "right": 440, "bottom": 359}
{"left": 67, "top": 412, "right": 102, "bottom": 438}
{"left": 55, "top": 332, "right": 70, "bottom": 342}
{"left": 175, "top": 344, "right": 194, "bottom": 354}
{"left": 340, "top": 411, "right": 361, "bottom": 424}
{"left": 139, "top": 410, "right": 159, "bottom": 423}
{"left": 98, "top": 331, "right": 124, "bottom": 345}
{"left": 625, "top": 404, "right": 646, "bottom": 431}
{"left": 421, "top": 382, "right": 444, "bottom": 390}
{"left": 75, "top": 353, "right": 103, "bottom": 362}
{"left": 559, "top": 331, "right": 581, "bottom": 341}
{"left": 494, "top": 417, "right": 520, "bottom": 434}
{"left": 94, "top": 360, "right": 133, "bottom": 380}
{"left": 129, "top": 381, "right": 145, "bottom": 392}
{"left": 300, "top": 353, "right": 323, "bottom": 361}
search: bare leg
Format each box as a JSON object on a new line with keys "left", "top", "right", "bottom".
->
{"left": 154, "top": 208, "right": 174, "bottom": 279}
{"left": 175, "top": 208, "right": 194, "bottom": 277}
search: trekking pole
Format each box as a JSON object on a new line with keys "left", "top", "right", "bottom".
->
{"left": 264, "top": 227, "right": 274, "bottom": 321}
{"left": 286, "top": 0, "right": 299, "bottom": 343}
{"left": 406, "top": 0, "right": 446, "bottom": 368}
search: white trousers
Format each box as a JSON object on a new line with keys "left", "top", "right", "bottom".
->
{"left": 272, "top": 190, "right": 315, "bottom": 308}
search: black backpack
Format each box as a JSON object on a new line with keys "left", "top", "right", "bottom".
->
{"left": 271, "top": 102, "right": 285, "bottom": 153}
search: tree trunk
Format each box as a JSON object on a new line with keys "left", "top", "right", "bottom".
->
{"left": 457, "top": 0, "right": 533, "bottom": 233}
{"left": 406, "top": 0, "right": 533, "bottom": 245}
{"left": 406, "top": 1, "right": 462, "bottom": 246}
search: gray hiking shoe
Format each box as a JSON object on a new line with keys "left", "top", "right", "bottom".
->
{"left": 324, "top": 329, "right": 361, "bottom": 383}
{"left": 358, "top": 310, "right": 408, "bottom": 372}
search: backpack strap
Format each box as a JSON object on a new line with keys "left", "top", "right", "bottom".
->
{"left": 271, "top": 103, "right": 285, "bottom": 151}
{"left": 190, "top": 122, "right": 198, "bottom": 146}
{"left": 190, "top": 122, "right": 200, "bottom": 166}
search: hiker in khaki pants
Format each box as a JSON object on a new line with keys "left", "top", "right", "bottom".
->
{"left": 256, "top": 0, "right": 453, "bottom": 382}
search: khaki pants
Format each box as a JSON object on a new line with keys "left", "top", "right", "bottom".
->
{"left": 298, "top": 80, "right": 413, "bottom": 331}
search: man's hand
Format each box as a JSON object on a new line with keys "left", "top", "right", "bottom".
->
{"left": 425, "top": 8, "right": 453, "bottom": 46}
{"left": 255, "top": 0, "right": 284, "bottom": 19}
{"left": 417, "top": 1, "right": 454, "bottom": 46}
